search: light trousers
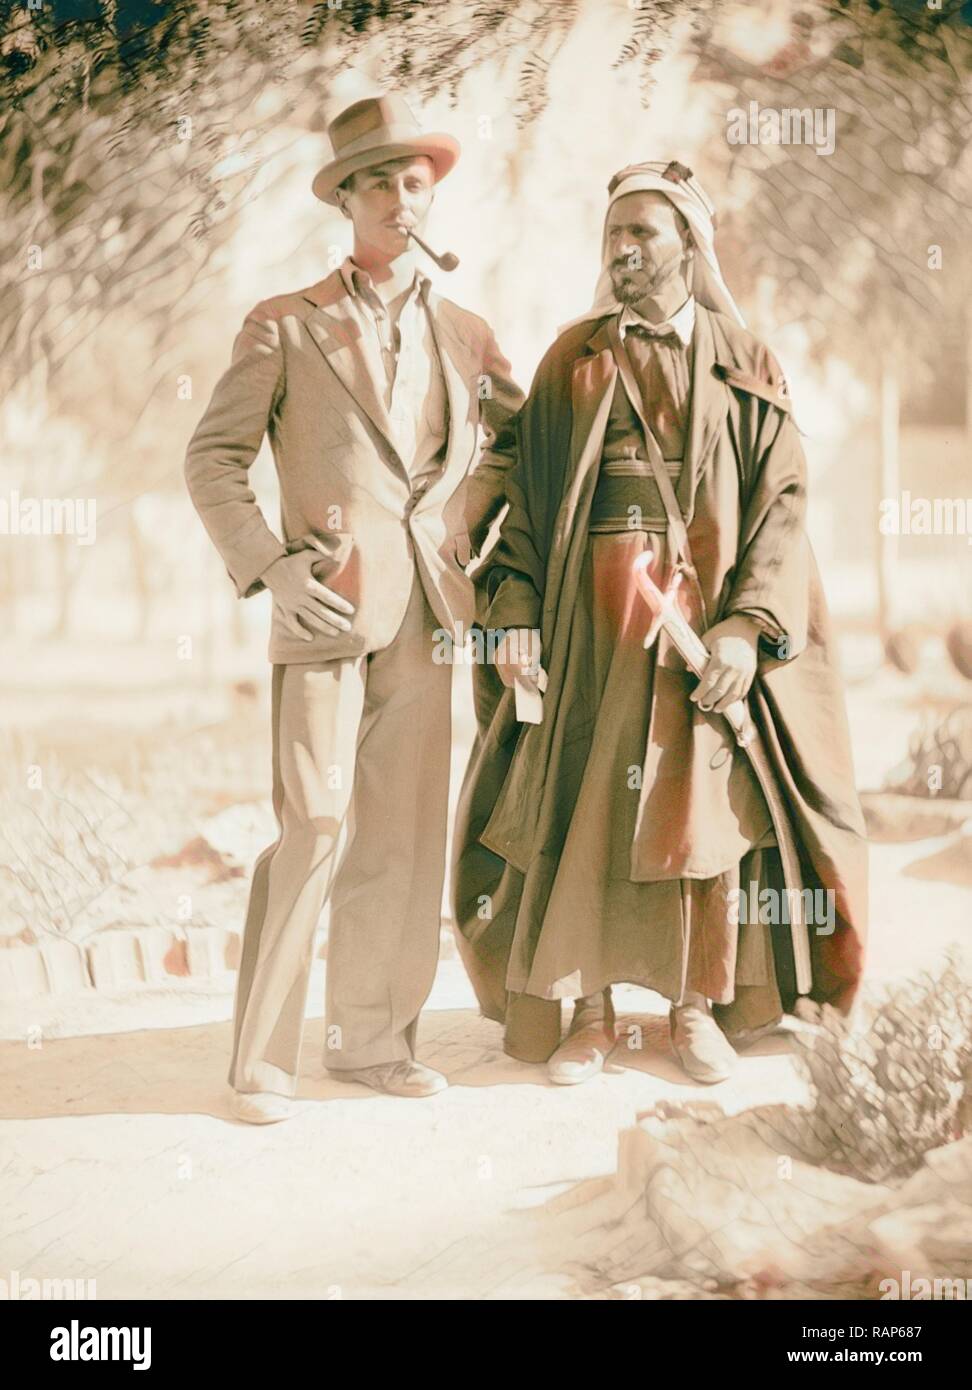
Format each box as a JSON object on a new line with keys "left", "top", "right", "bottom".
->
{"left": 228, "top": 572, "right": 453, "bottom": 1095}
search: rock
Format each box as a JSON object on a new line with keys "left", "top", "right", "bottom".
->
{"left": 164, "top": 936, "right": 189, "bottom": 977}
{"left": 185, "top": 925, "right": 232, "bottom": 977}
{"left": 903, "top": 826, "right": 972, "bottom": 887}
{"left": 135, "top": 927, "right": 180, "bottom": 983}
{"left": 885, "top": 627, "right": 925, "bottom": 675}
{"left": 224, "top": 930, "right": 242, "bottom": 970}
{"left": 574, "top": 1109, "right": 972, "bottom": 1299}
{"left": 860, "top": 791, "right": 971, "bottom": 842}
{"left": 868, "top": 1202, "right": 972, "bottom": 1278}
{"left": 946, "top": 621, "right": 972, "bottom": 680}
{"left": 606, "top": 1108, "right": 890, "bottom": 1287}
{"left": 86, "top": 932, "right": 143, "bottom": 990}
{"left": 880, "top": 709, "right": 972, "bottom": 801}
{"left": 38, "top": 939, "right": 90, "bottom": 993}
{"left": 0, "top": 943, "right": 49, "bottom": 1001}
{"left": 150, "top": 836, "right": 243, "bottom": 883}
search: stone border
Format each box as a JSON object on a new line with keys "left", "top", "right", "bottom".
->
{"left": 0, "top": 920, "right": 456, "bottom": 1002}
{"left": 0, "top": 926, "right": 242, "bottom": 1002}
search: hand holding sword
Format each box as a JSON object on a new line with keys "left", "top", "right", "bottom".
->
{"left": 631, "top": 547, "right": 812, "bottom": 994}
{"left": 690, "top": 615, "right": 761, "bottom": 712}
{"left": 631, "top": 551, "right": 759, "bottom": 747}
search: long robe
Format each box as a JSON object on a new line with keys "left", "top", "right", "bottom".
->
{"left": 452, "top": 304, "right": 868, "bottom": 1055}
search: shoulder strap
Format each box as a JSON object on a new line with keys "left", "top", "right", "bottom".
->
{"left": 606, "top": 316, "right": 707, "bottom": 627}
{"left": 713, "top": 362, "right": 792, "bottom": 414}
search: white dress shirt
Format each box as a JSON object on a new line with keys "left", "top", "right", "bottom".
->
{"left": 618, "top": 293, "right": 696, "bottom": 346}
{"left": 340, "top": 258, "right": 448, "bottom": 484}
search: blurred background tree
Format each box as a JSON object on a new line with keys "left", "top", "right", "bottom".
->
{"left": 693, "top": 0, "right": 972, "bottom": 640}
{"left": 1, "top": 0, "right": 970, "bottom": 654}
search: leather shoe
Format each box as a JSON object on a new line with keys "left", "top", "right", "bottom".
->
{"left": 330, "top": 1060, "right": 448, "bottom": 1097}
{"left": 669, "top": 1003, "right": 737, "bottom": 1084}
{"left": 229, "top": 1089, "right": 297, "bottom": 1124}
{"left": 547, "top": 1022, "right": 616, "bottom": 1086}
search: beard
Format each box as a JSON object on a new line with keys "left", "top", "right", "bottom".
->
{"left": 608, "top": 249, "right": 685, "bottom": 305}
{"left": 610, "top": 270, "right": 645, "bottom": 305}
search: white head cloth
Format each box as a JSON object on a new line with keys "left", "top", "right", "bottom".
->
{"left": 570, "top": 160, "right": 746, "bottom": 330}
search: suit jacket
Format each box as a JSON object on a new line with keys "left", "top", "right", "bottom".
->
{"left": 184, "top": 268, "right": 524, "bottom": 662}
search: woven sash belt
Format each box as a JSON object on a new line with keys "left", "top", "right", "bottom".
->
{"left": 588, "top": 457, "right": 684, "bottom": 533}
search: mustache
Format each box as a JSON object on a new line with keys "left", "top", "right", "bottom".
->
{"left": 610, "top": 251, "right": 684, "bottom": 281}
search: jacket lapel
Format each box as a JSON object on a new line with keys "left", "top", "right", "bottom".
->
{"left": 680, "top": 303, "right": 731, "bottom": 520}
{"left": 569, "top": 321, "right": 616, "bottom": 475}
{"left": 416, "top": 289, "right": 468, "bottom": 500}
{"left": 542, "top": 323, "right": 615, "bottom": 613}
{"left": 301, "top": 275, "right": 400, "bottom": 463}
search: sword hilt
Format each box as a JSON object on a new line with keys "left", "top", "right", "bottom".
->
{"left": 632, "top": 547, "right": 756, "bottom": 747}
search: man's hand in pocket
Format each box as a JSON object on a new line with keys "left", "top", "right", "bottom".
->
{"left": 262, "top": 550, "right": 355, "bottom": 643}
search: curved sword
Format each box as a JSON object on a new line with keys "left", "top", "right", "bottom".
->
{"left": 632, "top": 548, "right": 812, "bottom": 995}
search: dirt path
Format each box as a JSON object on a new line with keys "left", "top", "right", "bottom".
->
{"left": 2, "top": 829, "right": 970, "bottom": 1300}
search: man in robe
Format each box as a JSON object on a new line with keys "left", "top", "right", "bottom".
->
{"left": 453, "top": 161, "right": 868, "bottom": 1086}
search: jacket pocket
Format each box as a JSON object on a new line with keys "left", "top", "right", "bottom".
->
{"left": 286, "top": 530, "right": 359, "bottom": 605}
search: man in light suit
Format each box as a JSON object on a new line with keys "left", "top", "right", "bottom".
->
{"left": 185, "top": 96, "right": 523, "bottom": 1122}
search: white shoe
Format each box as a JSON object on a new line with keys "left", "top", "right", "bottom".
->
{"left": 546, "top": 1022, "right": 617, "bottom": 1086}
{"left": 669, "top": 1004, "right": 737, "bottom": 1085}
{"left": 229, "top": 1089, "right": 297, "bottom": 1124}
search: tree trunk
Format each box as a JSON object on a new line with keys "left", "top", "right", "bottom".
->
{"left": 876, "top": 358, "right": 899, "bottom": 645}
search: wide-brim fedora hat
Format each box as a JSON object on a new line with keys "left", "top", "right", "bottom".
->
{"left": 312, "top": 94, "right": 460, "bottom": 205}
